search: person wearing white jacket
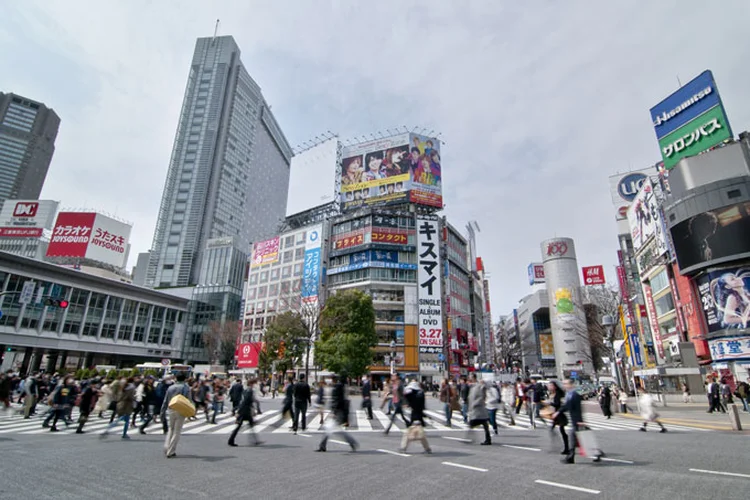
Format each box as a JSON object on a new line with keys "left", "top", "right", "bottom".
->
{"left": 639, "top": 390, "right": 667, "bottom": 433}
{"left": 485, "top": 381, "right": 501, "bottom": 435}
{"left": 500, "top": 383, "right": 516, "bottom": 426}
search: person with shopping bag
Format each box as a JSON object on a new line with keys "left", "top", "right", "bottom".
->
{"left": 639, "top": 388, "right": 667, "bottom": 433}
{"left": 160, "top": 372, "right": 193, "bottom": 458}
{"left": 315, "top": 374, "right": 358, "bottom": 452}
{"left": 399, "top": 381, "right": 431, "bottom": 454}
{"left": 553, "top": 379, "right": 602, "bottom": 464}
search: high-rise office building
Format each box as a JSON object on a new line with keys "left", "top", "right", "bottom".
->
{"left": 0, "top": 92, "right": 60, "bottom": 208}
{"left": 147, "top": 35, "right": 293, "bottom": 289}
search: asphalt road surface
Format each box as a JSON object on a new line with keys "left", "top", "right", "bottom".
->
{"left": 2, "top": 400, "right": 749, "bottom": 500}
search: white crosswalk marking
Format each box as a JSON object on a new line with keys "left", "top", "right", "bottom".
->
{"left": 0, "top": 404, "right": 708, "bottom": 437}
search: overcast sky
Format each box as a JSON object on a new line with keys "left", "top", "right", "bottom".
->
{"left": 2, "top": 1, "right": 749, "bottom": 316}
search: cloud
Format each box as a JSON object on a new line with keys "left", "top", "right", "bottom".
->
{"left": 1, "top": 0, "right": 749, "bottom": 316}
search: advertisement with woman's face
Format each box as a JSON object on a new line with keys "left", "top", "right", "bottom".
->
{"left": 671, "top": 201, "right": 750, "bottom": 272}
{"left": 697, "top": 268, "right": 750, "bottom": 332}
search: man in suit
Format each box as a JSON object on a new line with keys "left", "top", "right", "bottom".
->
{"left": 292, "top": 374, "right": 311, "bottom": 434}
{"left": 229, "top": 378, "right": 243, "bottom": 416}
{"left": 228, "top": 379, "right": 262, "bottom": 447}
{"left": 362, "top": 375, "right": 374, "bottom": 420}
{"left": 554, "top": 378, "right": 600, "bottom": 464}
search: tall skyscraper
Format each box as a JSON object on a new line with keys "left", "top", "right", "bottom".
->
{"left": 0, "top": 92, "right": 60, "bottom": 208}
{"left": 147, "top": 35, "right": 293, "bottom": 288}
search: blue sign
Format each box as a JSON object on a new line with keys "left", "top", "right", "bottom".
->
{"left": 570, "top": 371, "right": 578, "bottom": 379}
{"left": 617, "top": 173, "right": 648, "bottom": 202}
{"left": 437, "top": 353, "right": 444, "bottom": 362}
{"left": 630, "top": 333, "right": 643, "bottom": 366}
{"left": 327, "top": 250, "right": 417, "bottom": 275}
{"left": 650, "top": 70, "right": 729, "bottom": 139}
{"left": 0, "top": 310, "right": 3, "bottom": 320}
{"left": 301, "top": 247, "right": 322, "bottom": 300}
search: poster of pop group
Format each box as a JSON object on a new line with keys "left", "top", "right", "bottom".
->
{"left": 340, "top": 133, "right": 442, "bottom": 210}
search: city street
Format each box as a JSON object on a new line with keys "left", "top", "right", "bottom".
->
{"left": 2, "top": 397, "right": 748, "bottom": 499}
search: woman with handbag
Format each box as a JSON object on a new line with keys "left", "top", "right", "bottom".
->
{"left": 548, "top": 381, "right": 570, "bottom": 455}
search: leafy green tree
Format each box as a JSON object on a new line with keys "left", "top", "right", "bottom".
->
{"left": 264, "top": 311, "right": 308, "bottom": 377}
{"left": 315, "top": 289, "right": 377, "bottom": 379}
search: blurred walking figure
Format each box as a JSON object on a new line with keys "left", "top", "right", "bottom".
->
{"left": 547, "top": 381, "right": 570, "bottom": 455}
{"left": 466, "top": 374, "right": 491, "bottom": 445}
{"left": 228, "top": 379, "right": 262, "bottom": 447}
{"left": 399, "top": 381, "right": 431, "bottom": 454}
{"left": 485, "top": 380, "right": 501, "bottom": 435}
{"left": 75, "top": 379, "right": 100, "bottom": 434}
{"left": 22, "top": 373, "right": 38, "bottom": 419}
{"left": 384, "top": 374, "right": 408, "bottom": 435}
{"left": 315, "top": 374, "right": 358, "bottom": 452}
{"left": 500, "top": 382, "right": 516, "bottom": 425}
{"left": 361, "top": 375, "right": 374, "bottom": 420}
{"left": 681, "top": 382, "right": 694, "bottom": 404}
{"left": 706, "top": 377, "right": 724, "bottom": 413}
{"left": 315, "top": 379, "right": 327, "bottom": 425}
{"left": 439, "top": 378, "right": 455, "bottom": 427}
{"left": 554, "top": 379, "right": 601, "bottom": 464}
{"left": 598, "top": 385, "right": 613, "bottom": 419}
{"left": 101, "top": 377, "right": 136, "bottom": 439}
{"left": 639, "top": 389, "right": 667, "bottom": 433}
{"left": 618, "top": 388, "right": 629, "bottom": 414}
{"left": 281, "top": 375, "right": 295, "bottom": 429}
{"left": 94, "top": 380, "right": 112, "bottom": 419}
{"left": 229, "top": 378, "right": 243, "bottom": 416}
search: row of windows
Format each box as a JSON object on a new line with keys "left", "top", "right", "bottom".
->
{"left": 328, "top": 268, "right": 416, "bottom": 286}
{"left": 332, "top": 215, "right": 416, "bottom": 235}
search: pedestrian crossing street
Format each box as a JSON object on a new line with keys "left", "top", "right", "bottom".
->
{"left": 0, "top": 404, "right": 708, "bottom": 437}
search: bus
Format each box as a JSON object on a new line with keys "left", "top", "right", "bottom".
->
{"left": 135, "top": 362, "right": 193, "bottom": 377}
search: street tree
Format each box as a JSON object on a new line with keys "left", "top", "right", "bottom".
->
{"left": 264, "top": 311, "right": 308, "bottom": 378}
{"left": 315, "top": 289, "right": 377, "bottom": 380}
{"left": 202, "top": 321, "right": 240, "bottom": 371}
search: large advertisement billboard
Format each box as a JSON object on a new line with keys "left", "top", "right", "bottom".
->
{"left": 46, "top": 212, "right": 131, "bottom": 268}
{"left": 627, "top": 178, "right": 669, "bottom": 255}
{"left": 0, "top": 200, "right": 59, "bottom": 238}
{"left": 250, "top": 236, "right": 280, "bottom": 268}
{"left": 650, "top": 70, "right": 733, "bottom": 170}
{"left": 609, "top": 170, "right": 652, "bottom": 222}
{"left": 236, "top": 342, "right": 263, "bottom": 368}
{"left": 416, "top": 215, "right": 443, "bottom": 354}
{"left": 671, "top": 201, "right": 750, "bottom": 273}
{"left": 582, "top": 265, "right": 605, "bottom": 285}
{"left": 301, "top": 225, "right": 322, "bottom": 303}
{"left": 338, "top": 132, "right": 442, "bottom": 211}
{"left": 696, "top": 267, "right": 750, "bottom": 333}
{"left": 528, "top": 262, "right": 545, "bottom": 285}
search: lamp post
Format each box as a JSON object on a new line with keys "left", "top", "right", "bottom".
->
{"left": 390, "top": 340, "right": 396, "bottom": 375}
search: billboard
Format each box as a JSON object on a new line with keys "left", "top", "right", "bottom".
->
{"left": 46, "top": 212, "right": 131, "bottom": 268}
{"left": 608, "top": 169, "right": 655, "bottom": 222}
{"left": 671, "top": 201, "right": 750, "bottom": 273}
{"left": 301, "top": 225, "right": 323, "bottom": 303}
{"left": 627, "top": 178, "right": 669, "bottom": 255}
{"left": 408, "top": 133, "right": 443, "bottom": 208}
{"left": 0, "top": 200, "right": 59, "bottom": 238}
{"left": 528, "top": 263, "right": 545, "bottom": 285}
{"left": 582, "top": 265, "right": 605, "bottom": 285}
{"left": 331, "top": 230, "right": 365, "bottom": 251}
{"left": 326, "top": 249, "right": 417, "bottom": 275}
{"left": 643, "top": 283, "right": 665, "bottom": 360}
{"left": 250, "top": 236, "right": 280, "bottom": 267}
{"left": 416, "top": 215, "right": 443, "bottom": 354}
{"left": 650, "top": 70, "right": 733, "bottom": 170}
{"left": 539, "top": 333, "right": 555, "bottom": 360}
{"left": 371, "top": 227, "right": 408, "bottom": 245}
{"left": 237, "top": 342, "right": 263, "bottom": 368}
{"left": 338, "top": 132, "right": 442, "bottom": 211}
{"left": 696, "top": 267, "right": 750, "bottom": 333}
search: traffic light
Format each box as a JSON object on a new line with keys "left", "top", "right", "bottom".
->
{"left": 45, "top": 298, "right": 69, "bottom": 309}
{"left": 278, "top": 341, "right": 286, "bottom": 359}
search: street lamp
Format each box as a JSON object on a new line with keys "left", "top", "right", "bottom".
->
{"left": 390, "top": 340, "right": 396, "bottom": 375}
{"left": 602, "top": 315, "right": 621, "bottom": 388}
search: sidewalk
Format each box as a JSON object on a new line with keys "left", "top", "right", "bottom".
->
{"left": 607, "top": 400, "right": 750, "bottom": 431}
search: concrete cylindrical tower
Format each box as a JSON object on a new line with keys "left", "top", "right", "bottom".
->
{"left": 540, "top": 237, "right": 593, "bottom": 379}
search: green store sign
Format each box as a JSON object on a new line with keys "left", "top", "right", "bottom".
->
{"left": 658, "top": 104, "right": 732, "bottom": 170}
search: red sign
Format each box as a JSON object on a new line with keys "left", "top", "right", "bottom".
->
{"left": 13, "top": 202, "right": 38, "bottom": 217}
{"left": 546, "top": 240, "right": 569, "bottom": 257}
{"left": 332, "top": 230, "right": 364, "bottom": 250}
{"left": 0, "top": 227, "right": 43, "bottom": 237}
{"left": 371, "top": 228, "right": 407, "bottom": 245}
{"left": 236, "top": 342, "right": 263, "bottom": 368}
{"left": 642, "top": 284, "right": 664, "bottom": 359}
{"left": 582, "top": 265, "right": 605, "bottom": 285}
{"left": 46, "top": 212, "right": 96, "bottom": 258}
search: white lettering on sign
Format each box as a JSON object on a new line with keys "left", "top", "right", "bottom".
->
{"left": 417, "top": 216, "right": 443, "bottom": 353}
{"left": 653, "top": 86, "right": 713, "bottom": 126}
{"left": 662, "top": 116, "right": 723, "bottom": 158}
{"left": 13, "top": 202, "right": 38, "bottom": 217}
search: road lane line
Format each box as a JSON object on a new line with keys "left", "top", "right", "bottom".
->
{"left": 689, "top": 469, "right": 750, "bottom": 479}
{"left": 535, "top": 480, "right": 600, "bottom": 495}
{"left": 601, "top": 457, "right": 634, "bottom": 464}
{"left": 377, "top": 448, "right": 411, "bottom": 457}
{"left": 501, "top": 444, "right": 541, "bottom": 452}
{"left": 442, "top": 436, "right": 471, "bottom": 443}
{"left": 442, "top": 462, "right": 487, "bottom": 472}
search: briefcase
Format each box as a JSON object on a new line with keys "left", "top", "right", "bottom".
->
{"left": 168, "top": 394, "right": 196, "bottom": 418}
{"left": 576, "top": 427, "right": 602, "bottom": 459}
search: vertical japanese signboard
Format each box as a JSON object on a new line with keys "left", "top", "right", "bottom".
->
{"left": 301, "top": 225, "right": 322, "bottom": 303}
{"left": 417, "top": 215, "right": 443, "bottom": 354}
{"left": 642, "top": 284, "right": 665, "bottom": 361}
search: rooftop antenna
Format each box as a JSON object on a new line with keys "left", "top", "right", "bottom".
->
{"left": 213, "top": 19, "right": 220, "bottom": 39}
{"left": 676, "top": 75, "right": 682, "bottom": 87}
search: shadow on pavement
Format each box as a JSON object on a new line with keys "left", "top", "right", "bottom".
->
{"left": 178, "top": 454, "right": 236, "bottom": 463}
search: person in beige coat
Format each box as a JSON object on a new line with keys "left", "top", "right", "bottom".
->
{"left": 94, "top": 381, "right": 112, "bottom": 418}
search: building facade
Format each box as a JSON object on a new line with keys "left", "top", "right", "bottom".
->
{"left": 0, "top": 93, "right": 60, "bottom": 209}
{"left": 0, "top": 251, "right": 188, "bottom": 374}
{"left": 443, "top": 221, "right": 475, "bottom": 377}
{"left": 147, "top": 35, "right": 293, "bottom": 289}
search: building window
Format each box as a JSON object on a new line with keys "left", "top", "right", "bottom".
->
{"left": 283, "top": 250, "right": 293, "bottom": 264}
{"left": 650, "top": 270, "right": 669, "bottom": 294}
{"left": 654, "top": 293, "right": 675, "bottom": 317}
{"left": 260, "top": 271, "right": 269, "bottom": 283}
{"left": 293, "top": 263, "right": 303, "bottom": 276}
